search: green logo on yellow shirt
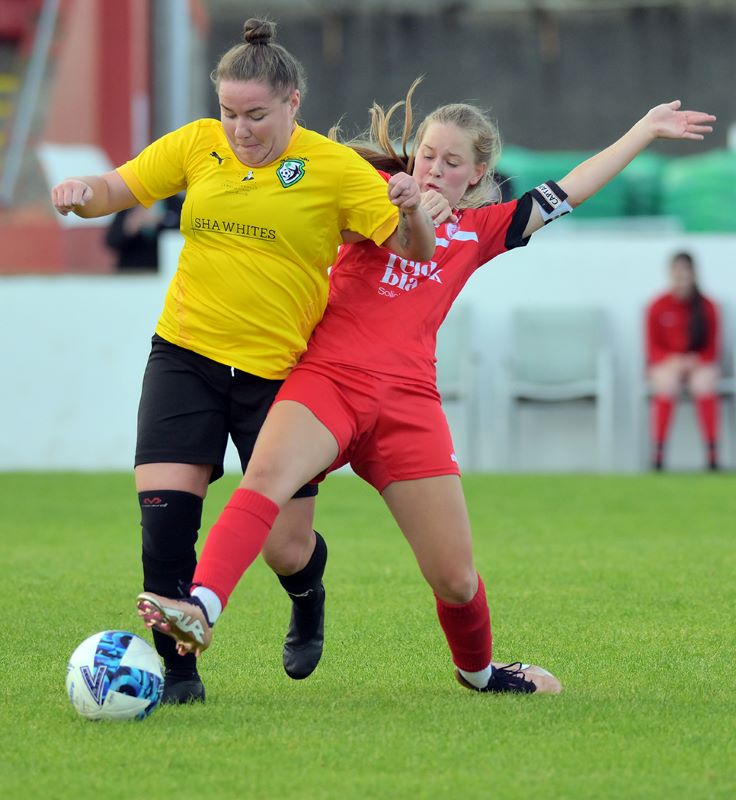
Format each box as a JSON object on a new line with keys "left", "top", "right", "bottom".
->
{"left": 277, "top": 158, "right": 305, "bottom": 188}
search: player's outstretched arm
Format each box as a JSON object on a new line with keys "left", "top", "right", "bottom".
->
{"left": 51, "top": 170, "right": 139, "bottom": 218}
{"left": 523, "top": 101, "right": 716, "bottom": 238}
{"left": 382, "top": 172, "right": 436, "bottom": 261}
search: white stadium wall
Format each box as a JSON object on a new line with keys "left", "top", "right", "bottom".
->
{"left": 456, "top": 227, "right": 736, "bottom": 473}
{"left": 2, "top": 228, "right": 736, "bottom": 474}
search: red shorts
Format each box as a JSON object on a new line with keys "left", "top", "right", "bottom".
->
{"left": 274, "top": 363, "right": 461, "bottom": 493}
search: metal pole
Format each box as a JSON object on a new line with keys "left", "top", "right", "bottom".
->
{"left": 152, "top": 0, "right": 191, "bottom": 139}
{"left": 0, "top": 0, "right": 61, "bottom": 206}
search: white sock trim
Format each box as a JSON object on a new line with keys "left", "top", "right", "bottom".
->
{"left": 191, "top": 586, "right": 222, "bottom": 624}
{"left": 458, "top": 663, "right": 493, "bottom": 689}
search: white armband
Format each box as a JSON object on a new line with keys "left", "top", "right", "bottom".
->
{"left": 530, "top": 180, "right": 573, "bottom": 224}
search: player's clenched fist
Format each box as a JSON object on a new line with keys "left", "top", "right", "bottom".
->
{"left": 387, "top": 172, "right": 421, "bottom": 212}
{"left": 51, "top": 179, "right": 93, "bottom": 216}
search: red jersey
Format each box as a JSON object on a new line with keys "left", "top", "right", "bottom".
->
{"left": 298, "top": 200, "right": 529, "bottom": 387}
{"left": 646, "top": 292, "right": 719, "bottom": 364}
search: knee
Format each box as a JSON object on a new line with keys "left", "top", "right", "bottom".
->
{"left": 261, "top": 528, "right": 315, "bottom": 575}
{"left": 648, "top": 363, "right": 681, "bottom": 397}
{"left": 432, "top": 569, "right": 478, "bottom": 605}
{"left": 242, "top": 460, "right": 296, "bottom": 506}
{"left": 243, "top": 459, "right": 278, "bottom": 488}
{"left": 690, "top": 369, "right": 719, "bottom": 397}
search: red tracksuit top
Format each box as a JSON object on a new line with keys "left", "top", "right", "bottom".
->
{"left": 646, "top": 292, "right": 719, "bottom": 365}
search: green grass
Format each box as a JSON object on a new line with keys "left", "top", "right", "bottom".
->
{"left": 2, "top": 472, "right": 735, "bottom": 799}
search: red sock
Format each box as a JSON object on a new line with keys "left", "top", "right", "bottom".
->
{"left": 435, "top": 575, "right": 492, "bottom": 672}
{"left": 695, "top": 394, "right": 718, "bottom": 446}
{"left": 192, "top": 489, "right": 279, "bottom": 610}
{"left": 652, "top": 395, "right": 675, "bottom": 446}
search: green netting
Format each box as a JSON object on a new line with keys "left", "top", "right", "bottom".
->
{"left": 619, "top": 150, "right": 669, "bottom": 217}
{"left": 660, "top": 150, "right": 736, "bottom": 232}
{"left": 497, "top": 145, "right": 734, "bottom": 230}
{"left": 497, "top": 145, "right": 629, "bottom": 219}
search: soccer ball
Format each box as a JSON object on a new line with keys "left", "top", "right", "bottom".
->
{"left": 66, "top": 630, "right": 163, "bottom": 721}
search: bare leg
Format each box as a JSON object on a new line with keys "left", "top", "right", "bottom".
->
{"left": 192, "top": 399, "right": 337, "bottom": 605}
{"left": 247, "top": 407, "right": 337, "bottom": 679}
{"left": 648, "top": 356, "right": 687, "bottom": 398}
{"left": 138, "top": 402, "right": 338, "bottom": 660}
{"left": 382, "top": 475, "right": 477, "bottom": 603}
{"left": 241, "top": 400, "right": 339, "bottom": 506}
{"left": 262, "top": 497, "right": 317, "bottom": 575}
{"left": 382, "top": 475, "right": 561, "bottom": 694}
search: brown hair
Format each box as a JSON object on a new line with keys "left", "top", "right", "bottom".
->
{"left": 671, "top": 251, "right": 709, "bottom": 351}
{"left": 331, "top": 77, "right": 502, "bottom": 208}
{"left": 211, "top": 18, "right": 307, "bottom": 98}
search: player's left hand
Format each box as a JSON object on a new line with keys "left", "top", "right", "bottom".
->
{"left": 646, "top": 101, "right": 716, "bottom": 140}
{"left": 421, "top": 189, "right": 458, "bottom": 225}
{"left": 388, "top": 172, "right": 421, "bottom": 212}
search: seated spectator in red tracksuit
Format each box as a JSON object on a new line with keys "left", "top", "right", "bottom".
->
{"left": 646, "top": 252, "right": 720, "bottom": 470}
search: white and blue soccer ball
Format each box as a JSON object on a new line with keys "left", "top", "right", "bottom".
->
{"left": 66, "top": 630, "right": 163, "bottom": 721}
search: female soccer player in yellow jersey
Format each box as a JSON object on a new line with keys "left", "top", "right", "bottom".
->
{"left": 136, "top": 80, "right": 715, "bottom": 695}
{"left": 51, "top": 18, "right": 435, "bottom": 704}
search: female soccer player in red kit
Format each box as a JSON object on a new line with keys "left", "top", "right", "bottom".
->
{"left": 646, "top": 252, "right": 720, "bottom": 470}
{"left": 138, "top": 84, "right": 715, "bottom": 695}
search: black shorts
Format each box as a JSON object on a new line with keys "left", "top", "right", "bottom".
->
{"left": 135, "top": 334, "right": 318, "bottom": 497}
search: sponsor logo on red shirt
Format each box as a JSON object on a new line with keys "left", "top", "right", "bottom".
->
{"left": 380, "top": 253, "right": 443, "bottom": 293}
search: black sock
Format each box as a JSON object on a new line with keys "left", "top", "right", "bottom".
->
{"left": 139, "top": 489, "right": 203, "bottom": 676}
{"left": 153, "top": 630, "right": 198, "bottom": 678}
{"left": 277, "top": 531, "right": 327, "bottom": 609}
{"left": 707, "top": 441, "right": 719, "bottom": 469}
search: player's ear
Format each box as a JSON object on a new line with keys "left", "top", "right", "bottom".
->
{"left": 287, "top": 89, "right": 301, "bottom": 117}
{"left": 469, "top": 163, "right": 487, "bottom": 187}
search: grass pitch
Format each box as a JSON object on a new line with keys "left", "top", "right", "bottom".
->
{"left": 2, "top": 472, "right": 735, "bottom": 799}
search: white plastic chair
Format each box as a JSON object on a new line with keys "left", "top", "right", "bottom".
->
{"left": 436, "top": 305, "right": 479, "bottom": 470}
{"left": 499, "top": 306, "right": 614, "bottom": 471}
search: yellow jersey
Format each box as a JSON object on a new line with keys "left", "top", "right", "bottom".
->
{"left": 117, "top": 119, "right": 399, "bottom": 378}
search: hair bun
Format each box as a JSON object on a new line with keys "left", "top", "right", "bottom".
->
{"left": 243, "top": 18, "right": 275, "bottom": 45}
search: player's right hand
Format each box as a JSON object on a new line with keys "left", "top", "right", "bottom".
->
{"left": 51, "top": 179, "right": 93, "bottom": 216}
{"left": 387, "top": 172, "right": 421, "bottom": 212}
